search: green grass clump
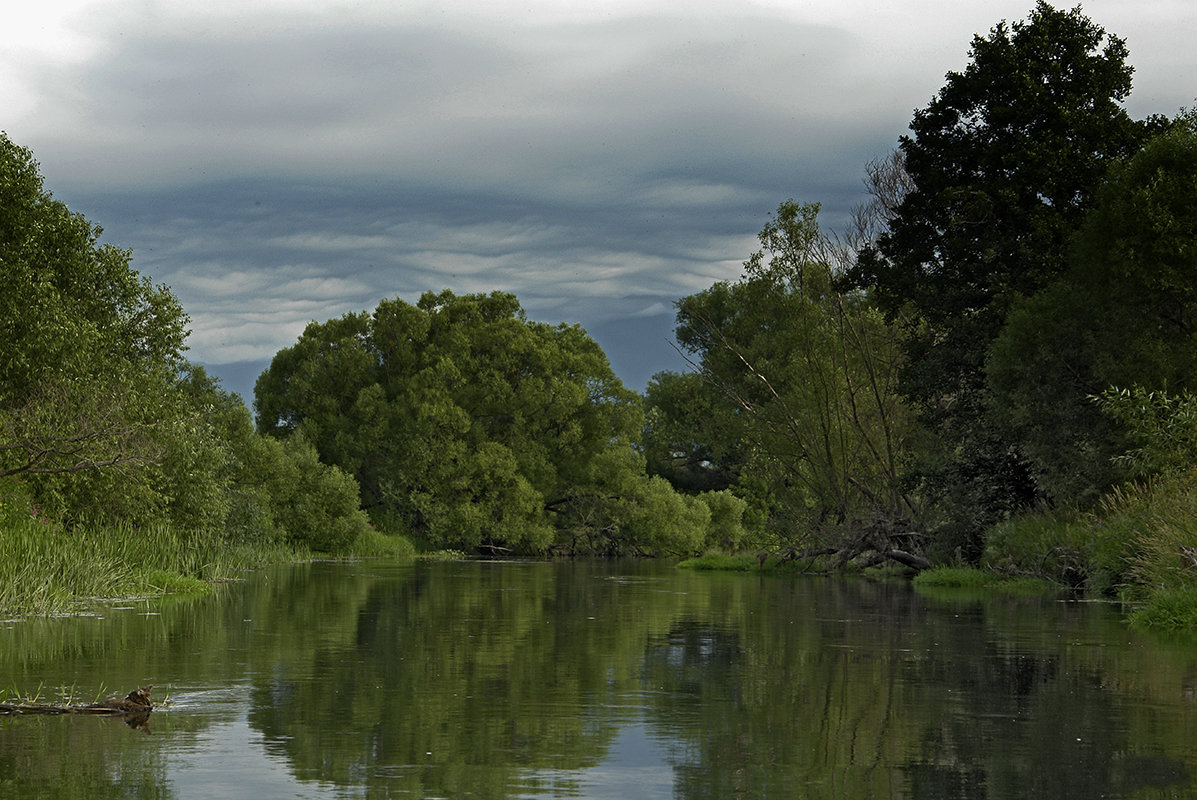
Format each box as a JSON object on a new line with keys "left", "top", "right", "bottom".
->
{"left": 678, "top": 552, "right": 759, "bottom": 571}
{"left": 0, "top": 493, "right": 298, "bottom": 615}
{"left": 348, "top": 527, "right": 417, "bottom": 558}
{"left": 1129, "top": 587, "right": 1197, "bottom": 630}
{"left": 131, "top": 569, "right": 213, "bottom": 596}
{"left": 913, "top": 567, "right": 995, "bottom": 587}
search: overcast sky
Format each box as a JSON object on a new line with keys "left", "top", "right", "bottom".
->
{"left": 5, "top": 0, "right": 1195, "bottom": 399}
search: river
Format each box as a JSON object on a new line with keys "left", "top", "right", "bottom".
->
{"left": 2, "top": 559, "right": 1196, "bottom": 798}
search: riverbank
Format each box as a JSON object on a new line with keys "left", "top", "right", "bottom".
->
{"left": 0, "top": 499, "right": 418, "bottom": 616}
{"left": 0, "top": 511, "right": 292, "bottom": 615}
{"left": 680, "top": 470, "right": 1197, "bottom": 632}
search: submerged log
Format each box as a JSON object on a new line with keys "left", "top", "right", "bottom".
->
{"left": 0, "top": 686, "right": 153, "bottom": 731}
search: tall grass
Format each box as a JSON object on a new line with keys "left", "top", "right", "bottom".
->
{"left": 981, "top": 469, "right": 1197, "bottom": 628}
{"left": 0, "top": 507, "right": 293, "bottom": 615}
{"left": 982, "top": 507, "right": 1111, "bottom": 590}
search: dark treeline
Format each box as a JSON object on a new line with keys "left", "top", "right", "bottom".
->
{"left": 643, "top": 2, "right": 1197, "bottom": 617}
{"left": 3, "top": 2, "right": 1197, "bottom": 617}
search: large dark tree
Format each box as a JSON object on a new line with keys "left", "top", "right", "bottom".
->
{"left": 845, "top": 2, "right": 1161, "bottom": 554}
{"left": 988, "top": 114, "right": 1197, "bottom": 501}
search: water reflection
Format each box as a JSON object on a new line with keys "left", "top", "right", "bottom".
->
{"left": 1, "top": 561, "right": 1196, "bottom": 798}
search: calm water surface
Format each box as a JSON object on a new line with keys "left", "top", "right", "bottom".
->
{"left": 2, "top": 559, "right": 1197, "bottom": 798}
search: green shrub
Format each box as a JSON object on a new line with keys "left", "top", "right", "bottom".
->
{"left": 678, "top": 552, "right": 759, "bottom": 571}
{"left": 348, "top": 527, "right": 417, "bottom": 558}
{"left": 1112, "top": 472, "right": 1197, "bottom": 599}
{"left": 983, "top": 506, "right": 1127, "bottom": 593}
{"left": 1129, "top": 586, "right": 1197, "bottom": 630}
{"left": 697, "top": 490, "right": 749, "bottom": 551}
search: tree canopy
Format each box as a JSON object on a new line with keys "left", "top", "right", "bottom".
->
{"left": 256, "top": 290, "right": 731, "bottom": 555}
{"left": 1, "top": 131, "right": 369, "bottom": 553}
{"left": 988, "top": 115, "right": 1197, "bottom": 502}
{"left": 656, "top": 200, "right": 919, "bottom": 566}
{"left": 843, "top": 2, "right": 1162, "bottom": 552}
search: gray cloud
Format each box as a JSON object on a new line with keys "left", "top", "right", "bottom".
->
{"left": 10, "top": 1, "right": 1196, "bottom": 397}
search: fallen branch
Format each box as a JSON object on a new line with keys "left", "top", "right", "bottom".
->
{"left": 0, "top": 686, "right": 153, "bottom": 731}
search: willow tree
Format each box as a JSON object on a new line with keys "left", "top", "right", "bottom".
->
{"left": 668, "top": 201, "right": 922, "bottom": 568}
{"left": 256, "top": 290, "right": 717, "bottom": 555}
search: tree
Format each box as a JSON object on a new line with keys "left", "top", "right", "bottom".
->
{"left": 0, "top": 132, "right": 203, "bottom": 529}
{"left": 256, "top": 290, "right": 706, "bottom": 554}
{"left": 844, "top": 3, "right": 1161, "bottom": 554}
{"left": 668, "top": 201, "right": 921, "bottom": 568}
{"left": 989, "top": 115, "right": 1197, "bottom": 498}
{"left": 642, "top": 370, "right": 741, "bottom": 494}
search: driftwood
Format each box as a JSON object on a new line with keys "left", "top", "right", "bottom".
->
{"left": 0, "top": 686, "right": 153, "bottom": 732}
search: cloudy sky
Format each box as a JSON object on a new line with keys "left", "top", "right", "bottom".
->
{"left": 4, "top": 0, "right": 1195, "bottom": 400}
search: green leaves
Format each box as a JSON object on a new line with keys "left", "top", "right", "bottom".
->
{"left": 662, "top": 201, "right": 916, "bottom": 554}
{"left": 256, "top": 290, "right": 655, "bottom": 553}
{"left": 988, "top": 115, "right": 1197, "bottom": 500}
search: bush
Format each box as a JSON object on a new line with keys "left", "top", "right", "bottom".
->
{"left": 983, "top": 508, "right": 1106, "bottom": 590}
{"left": 697, "top": 490, "right": 749, "bottom": 550}
{"left": 348, "top": 527, "right": 417, "bottom": 558}
{"left": 1129, "top": 587, "right": 1197, "bottom": 630}
{"left": 267, "top": 434, "right": 373, "bottom": 553}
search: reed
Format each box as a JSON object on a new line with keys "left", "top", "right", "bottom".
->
{"left": 0, "top": 507, "right": 294, "bottom": 616}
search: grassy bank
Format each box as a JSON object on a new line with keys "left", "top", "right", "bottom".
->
{"left": 0, "top": 514, "right": 422, "bottom": 616}
{"left": 680, "top": 470, "right": 1197, "bottom": 630}
{"left": 980, "top": 470, "right": 1197, "bottom": 630}
{"left": 0, "top": 510, "right": 300, "bottom": 615}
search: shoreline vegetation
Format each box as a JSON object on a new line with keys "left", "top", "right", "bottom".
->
{"left": 5, "top": 4, "right": 1197, "bottom": 629}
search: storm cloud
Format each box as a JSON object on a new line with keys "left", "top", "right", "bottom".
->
{"left": 6, "top": 1, "right": 1195, "bottom": 397}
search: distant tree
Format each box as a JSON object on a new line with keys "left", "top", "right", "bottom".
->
{"left": 256, "top": 290, "right": 708, "bottom": 555}
{"left": 844, "top": 2, "right": 1162, "bottom": 554}
{"left": 642, "top": 370, "right": 741, "bottom": 494}
{"left": 179, "top": 365, "right": 372, "bottom": 552}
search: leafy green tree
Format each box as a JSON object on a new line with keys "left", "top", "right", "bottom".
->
{"left": 989, "top": 116, "right": 1197, "bottom": 497}
{"left": 256, "top": 290, "right": 700, "bottom": 554}
{"left": 669, "top": 201, "right": 920, "bottom": 566}
{"left": 176, "top": 365, "right": 372, "bottom": 552}
{"left": 844, "top": 3, "right": 1161, "bottom": 553}
{"left": 642, "top": 370, "right": 741, "bottom": 494}
{"left": 0, "top": 132, "right": 207, "bottom": 530}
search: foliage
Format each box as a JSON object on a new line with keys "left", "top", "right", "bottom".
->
{"left": 1128, "top": 587, "right": 1197, "bottom": 631}
{"left": 698, "top": 489, "right": 749, "bottom": 550}
{"left": 642, "top": 370, "right": 740, "bottom": 493}
{"left": 181, "top": 366, "right": 374, "bottom": 553}
{"left": 0, "top": 131, "right": 378, "bottom": 616}
{"left": 982, "top": 508, "right": 1111, "bottom": 591}
{"left": 666, "top": 200, "right": 918, "bottom": 565}
{"left": 348, "top": 526, "right": 417, "bottom": 558}
{"left": 988, "top": 116, "right": 1197, "bottom": 502}
{"left": 846, "top": 3, "right": 1161, "bottom": 554}
{"left": 980, "top": 469, "right": 1197, "bottom": 606}
{"left": 1110, "top": 471, "right": 1197, "bottom": 600}
{"left": 676, "top": 552, "right": 759, "bottom": 571}
{"left": 0, "top": 132, "right": 208, "bottom": 531}
{"left": 1093, "top": 387, "right": 1197, "bottom": 479}
{"left": 0, "top": 478, "right": 290, "bottom": 615}
{"left": 256, "top": 290, "right": 704, "bottom": 555}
